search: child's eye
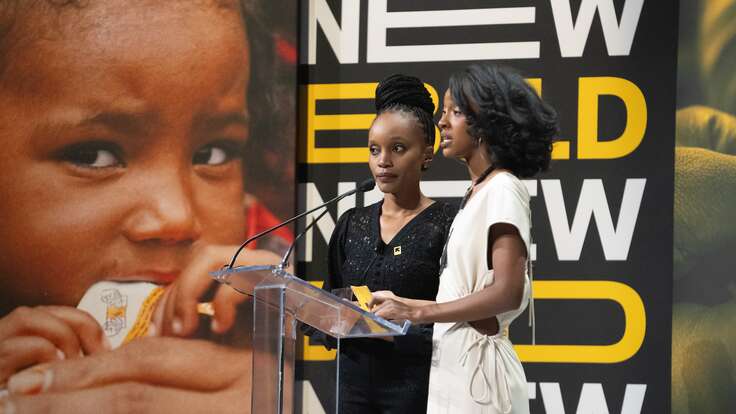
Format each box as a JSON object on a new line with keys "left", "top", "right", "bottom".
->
{"left": 393, "top": 144, "right": 406, "bottom": 153}
{"left": 193, "top": 141, "right": 241, "bottom": 165}
{"left": 57, "top": 142, "right": 124, "bottom": 169}
{"left": 369, "top": 146, "right": 380, "bottom": 155}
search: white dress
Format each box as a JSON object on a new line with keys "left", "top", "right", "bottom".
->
{"left": 427, "top": 172, "right": 531, "bottom": 414}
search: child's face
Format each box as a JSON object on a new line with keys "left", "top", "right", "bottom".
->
{"left": 0, "top": 1, "right": 250, "bottom": 311}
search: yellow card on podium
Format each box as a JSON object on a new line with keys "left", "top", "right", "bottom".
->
{"left": 350, "top": 285, "right": 372, "bottom": 311}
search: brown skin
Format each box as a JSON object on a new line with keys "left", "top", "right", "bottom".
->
{"left": 0, "top": 1, "right": 265, "bottom": 411}
{"left": 4, "top": 337, "right": 252, "bottom": 414}
{"left": 363, "top": 110, "right": 434, "bottom": 342}
{"left": 368, "top": 111, "right": 435, "bottom": 242}
{"left": 438, "top": 89, "right": 494, "bottom": 182}
{"left": 0, "top": 1, "right": 249, "bottom": 312}
{"left": 0, "top": 306, "right": 111, "bottom": 383}
{"left": 160, "top": 244, "right": 286, "bottom": 337}
{"left": 371, "top": 89, "right": 527, "bottom": 334}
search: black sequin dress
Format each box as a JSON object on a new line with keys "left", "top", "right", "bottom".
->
{"left": 312, "top": 200, "right": 456, "bottom": 413}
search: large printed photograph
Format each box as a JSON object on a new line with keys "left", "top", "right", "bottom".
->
{"left": 673, "top": 0, "right": 736, "bottom": 412}
{"left": 0, "top": 0, "right": 296, "bottom": 411}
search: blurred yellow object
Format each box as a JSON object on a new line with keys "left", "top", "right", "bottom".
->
{"left": 197, "top": 302, "right": 215, "bottom": 316}
{"left": 672, "top": 300, "right": 736, "bottom": 413}
{"left": 674, "top": 146, "right": 736, "bottom": 281}
{"left": 106, "top": 304, "right": 126, "bottom": 320}
{"left": 674, "top": 106, "right": 736, "bottom": 282}
{"left": 699, "top": 0, "right": 736, "bottom": 114}
{"left": 123, "top": 287, "right": 164, "bottom": 344}
{"left": 676, "top": 106, "right": 736, "bottom": 154}
{"left": 350, "top": 285, "right": 373, "bottom": 311}
{"left": 672, "top": 104, "right": 736, "bottom": 413}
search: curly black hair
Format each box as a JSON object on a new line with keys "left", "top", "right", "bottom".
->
{"left": 448, "top": 64, "right": 558, "bottom": 178}
{"left": 374, "top": 73, "right": 436, "bottom": 147}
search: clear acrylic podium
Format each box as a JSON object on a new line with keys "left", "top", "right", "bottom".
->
{"left": 211, "top": 265, "right": 410, "bottom": 414}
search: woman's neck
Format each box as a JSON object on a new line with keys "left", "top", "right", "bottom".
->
{"left": 382, "top": 186, "right": 427, "bottom": 216}
{"left": 465, "top": 147, "right": 494, "bottom": 182}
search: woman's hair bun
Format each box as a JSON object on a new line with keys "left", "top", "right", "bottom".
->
{"left": 375, "top": 74, "right": 434, "bottom": 115}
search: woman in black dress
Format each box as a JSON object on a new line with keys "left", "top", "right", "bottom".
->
{"left": 313, "top": 74, "right": 456, "bottom": 413}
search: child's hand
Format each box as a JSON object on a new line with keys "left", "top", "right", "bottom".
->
{"left": 0, "top": 306, "right": 110, "bottom": 384}
{"left": 3, "top": 337, "right": 252, "bottom": 412}
{"left": 154, "top": 245, "right": 288, "bottom": 338}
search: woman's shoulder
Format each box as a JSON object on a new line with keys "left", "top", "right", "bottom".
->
{"left": 333, "top": 202, "right": 379, "bottom": 235}
{"left": 428, "top": 199, "right": 459, "bottom": 219}
{"left": 331, "top": 203, "right": 376, "bottom": 244}
{"left": 486, "top": 171, "right": 530, "bottom": 199}
{"left": 420, "top": 200, "right": 458, "bottom": 231}
{"left": 354, "top": 200, "right": 382, "bottom": 218}
{"left": 340, "top": 201, "right": 379, "bottom": 220}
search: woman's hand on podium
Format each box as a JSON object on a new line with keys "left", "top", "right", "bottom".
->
{"left": 370, "top": 290, "right": 422, "bottom": 323}
{"left": 372, "top": 298, "right": 420, "bottom": 324}
{"left": 2, "top": 336, "right": 252, "bottom": 413}
{"left": 370, "top": 291, "right": 436, "bottom": 324}
{"left": 0, "top": 306, "right": 110, "bottom": 388}
{"left": 368, "top": 290, "right": 399, "bottom": 309}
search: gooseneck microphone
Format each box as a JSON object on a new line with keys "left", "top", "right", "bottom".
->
{"left": 278, "top": 209, "right": 329, "bottom": 268}
{"left": 227, "top": 178, "right": 376, "bottom": 269}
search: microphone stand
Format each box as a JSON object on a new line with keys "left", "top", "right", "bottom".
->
{"left": 226, "top": 178, "right": 375, "bottom": 269}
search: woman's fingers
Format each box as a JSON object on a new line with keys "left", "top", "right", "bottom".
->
{"left": 367, "top": 290, "right": 394, "bottom": 308}
{"left": 7, "top": 337, "right": 249, "bottom": 396}
{"left": 372, "top": 299, "right": 397, "bottom": 319}
{"left": 373, "top": 299, "right": 416, "bottom": 322}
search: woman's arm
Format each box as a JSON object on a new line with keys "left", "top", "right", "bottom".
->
{"left": 300, "top": 209, "right": 353, "bottom": 348}
{"left": 373, "top": 223, "right": 526, "bottom": 324}
{"left": 370, "top": 291, "right": 435, "bottom": 308}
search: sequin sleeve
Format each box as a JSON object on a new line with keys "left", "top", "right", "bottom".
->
{"left": 300, "top": 208, "right": 355, "bottom": 350}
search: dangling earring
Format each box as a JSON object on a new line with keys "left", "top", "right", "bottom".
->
{"left": 421, "top": 159, "right": 431, "bottom": 171}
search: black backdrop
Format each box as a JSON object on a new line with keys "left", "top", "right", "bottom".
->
{"left": 295, "top": 1, "right": 677, "bottom": 412}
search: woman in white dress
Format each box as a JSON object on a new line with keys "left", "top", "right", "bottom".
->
{"left": 371, "top": 64, "right": 558, "bottom": 413}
